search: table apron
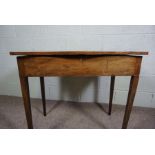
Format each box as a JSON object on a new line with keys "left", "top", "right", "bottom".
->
{"left": 17, "top": 55, "right": 142, "bottom": 77}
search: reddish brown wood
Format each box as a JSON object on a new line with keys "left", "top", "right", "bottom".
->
{"left": 122, "top": 76, "right": 139, "bottom": 129}
{"left": 11, "top": 51, "right": 146, "bottom": 129}
{"left": 17, "top": 58, "right": 33, "bottom": 129}
{"left": 10, "top": 51, "right": 148, "bottom": 56}
{"left": 17, "top": 56, "right": 142, "bottom": 77}
{"left": 40, "top": 77, "right": 46, "bottom": 116}
{"left": 108, "top": 76, "right": 115, "bottom": 115}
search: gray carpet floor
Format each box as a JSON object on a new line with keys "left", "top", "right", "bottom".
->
{"left": 0, "top": 95, "right": 155, "bottom": 129}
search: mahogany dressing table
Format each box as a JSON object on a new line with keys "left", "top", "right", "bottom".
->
{"left": 10, "top": 51, "right": 148, "bottom": 129}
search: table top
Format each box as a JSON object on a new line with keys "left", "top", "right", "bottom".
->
{"left": 10, "top": 51, "right": 148, "bottom": 56}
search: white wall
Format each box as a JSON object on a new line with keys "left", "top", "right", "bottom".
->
{"left": 0, "top": 25, "right": 155, "bottom": 108}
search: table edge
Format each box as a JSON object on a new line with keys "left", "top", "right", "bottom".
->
{"left": 10, "top": 51, "right": 149, "bottom": 56}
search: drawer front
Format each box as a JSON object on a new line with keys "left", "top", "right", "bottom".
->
{"left": 18, "top": 55, "right": 142, "bottom": 76}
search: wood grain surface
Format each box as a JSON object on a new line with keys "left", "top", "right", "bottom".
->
{"left": 10, "top": 51, "right": 148, "bottom": 56}
{"left": 17, "top": 55, "right": 142, "bottom": 76}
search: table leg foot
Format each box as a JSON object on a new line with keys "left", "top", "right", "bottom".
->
{"left": 19, "top": 76, "right": 33, "bottom": 129}
{"left": 108, "top": 76, "right": 115, "bottom": 115}
{"left": 122, "top": 76, "right": 139, "bottom": 129}
{"left": 40, "top": 77, "right": 46, "bottom": 116}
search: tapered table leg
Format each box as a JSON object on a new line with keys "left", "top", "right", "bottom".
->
{"left": 108, "top": 76, "right": 115, "bottom": 115}
{"left": 122, "top": 76, "right": 139, "bottom": 129}
{"left": 40, "top": 77, "right": 46, "bottom": 116}
{"left": 19, "top": 76, "right": 33, "bottom": 129}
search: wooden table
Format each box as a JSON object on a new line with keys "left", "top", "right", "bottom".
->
{"left": 10, "top": 51, "right": 148, "bottom": 129}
